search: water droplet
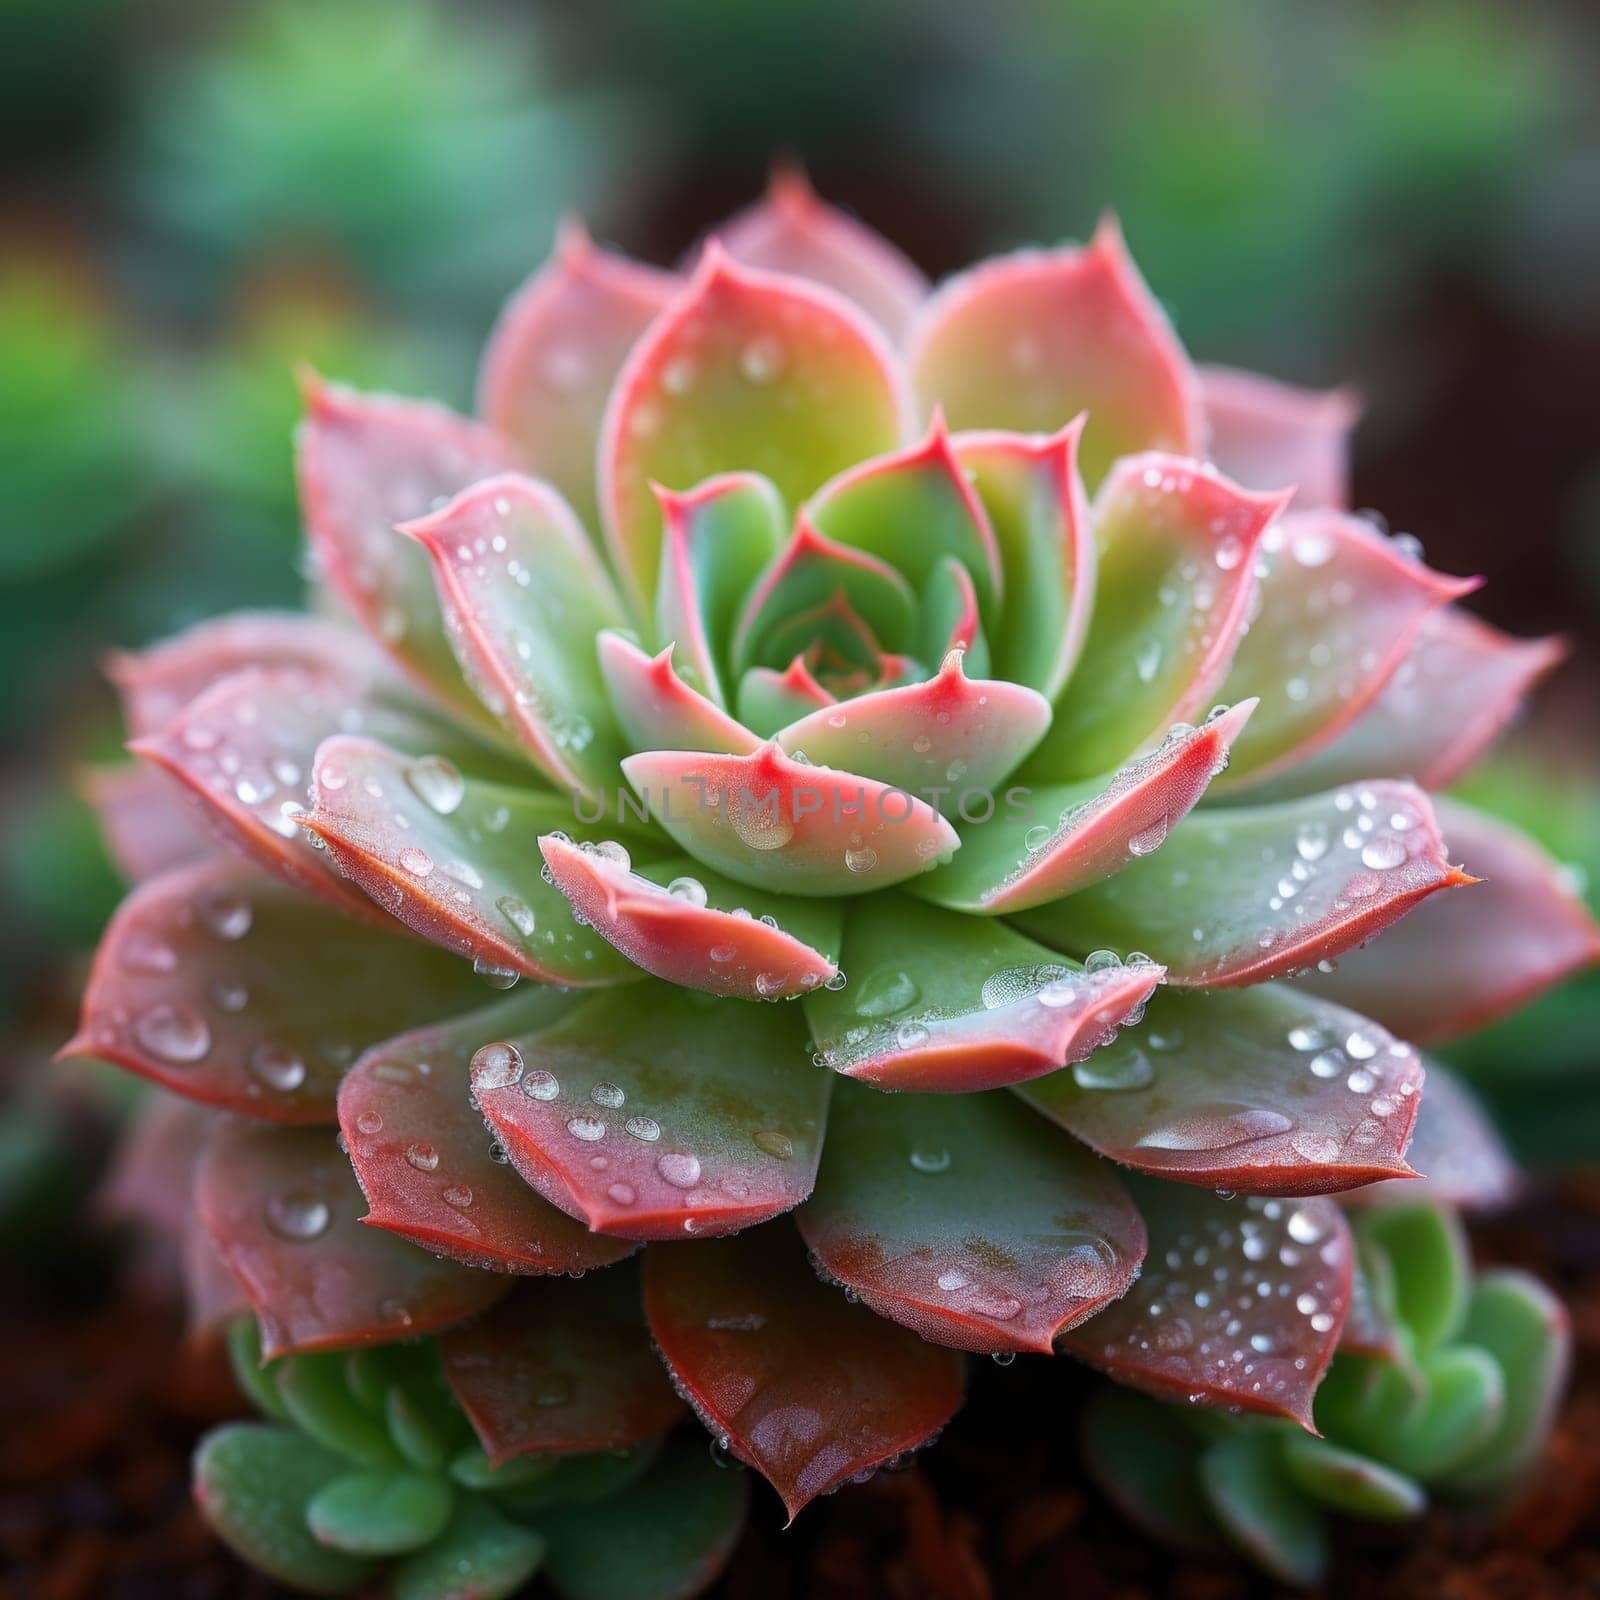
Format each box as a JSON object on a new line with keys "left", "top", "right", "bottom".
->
{"left": 895, "top": 1020, "right": 930, "bottom": 1050}
{"left": 1073, "top": 1047, "right": 1155, "bottom": 1092}
{"left": 1128, "top": 816, "right": 1168, "bottom": 857}
{"left": 844, "top": 845, "right": 878, "bottom": 874}
{"left": 1084, "top": 949, "right": 1122, "bottom": 973}
{"left": 909, "top": 1146, "right": 951, "bottom": 1174}
{"left": 753, "top": 1129, "right": 794, "bottom": 1161}
{"left": 1296, "top": 822, "right": 1329, "bottom": 862}
{"left": 607, "top": 1182, "right": 637, "bottom": 1205}
{"left": 591, "top": 1081, "right": 625, "bottom": 1109}
{"left": 443, "top": 1184, "right": 474, "bottom": 1208}
{"left": 567, "top": 1114, "right": 606, "bottom": 1142}
{"left": 739, "top": 335, "right": 785, "bottom": 383}
{"left": 709, "top": 943, "right": 737, "bottom": 964}
{"left": 667, "top": 876, "right": 708, "bottom": 906}
{"left": 1360, "top": 836, "right": 1407, "bottom": 871}
{"left": 523, "top": 1069, "right": 560, "bottom": 1101}
{"left": 472, "top": 1041, "right": 524, "bottom": 1090}
{"left": 657, "top": 1151, "right": 701, "bottom": 1188}
{"left": 249, "top": 1041, "right": 306, "bottom": 1092}
{"left": 121, "top": 931, "right": 177, "bottom": 975}
{"left": 197, "top": 888, "right": 253, "bottom": 941}
{"left": 265, "top": 1190, "right": 330, "bottom": 1241}
{"left": 624, "top": 1115, "right": 661, "bottom": 1142}
{"left": 473, "top": 956, "right": 521, "bottom": 990}
{"left": 1309, "top": 1050, "right": 1343, "bottom": 1079}
{"left": 355, "top": 1109, "right": 384, "bottom": 1136}
{"left": 1135, "top": 1108, "right": 1293, "bottom": 1151}
{"left": 405, "top": 1142, "right": 440, "bottom": 1172}
{"left": 399, "top": 846, "right": 434, "bottom": 878}
{"left": 1286, "top": 1208, "right": 1326, "bottom": 1245}
{"left": 134, "top": 1004, "right": 211, "bottom": 1064}
{"left": 1135, "top": 637, "right": 1163, "bottom": 683}
{"left": 406, "top": 755, "right": 465, "bottom": 815}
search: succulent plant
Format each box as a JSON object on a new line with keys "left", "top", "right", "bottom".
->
{"left": 1082, "top": 1196, "right": 1572, "bottom": 1585}
{"left": 68, "top": 173, "right": 1599, "bottom": 1593}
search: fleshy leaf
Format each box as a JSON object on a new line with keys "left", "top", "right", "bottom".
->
{"left": 1304, "top": 799, "right": 1600, "bottom": 1043}
{"left": 735, "top": 657, "right": 836, "bottom": 738}
{"left": 1340, "top": 1241, "right": 1402, "bottom": 1360}
{"left": 400, "top": 474, "right": 629, "bottom": 795}
{"left": 108, "top": 611, "right": 398, "bottom": 739}
{"left": 917, "top": 703, "right": 1254, "bottom": 914}
{"left": 1016, "top": 984, "right": 1425, "bottom": 1195}
{"left": 598, "top": 633, "right": 760, "bottom": 757}
{"left": 1026, "top": 456, "right": 1286, "bottom": 781}
{"left": 196, "top": 1122, "right": 507, "bottom": 1358}
{"left": 305, "top": 1469, "right": 454, "bottom": 1556}
{"left": 1210, "top": 512, "right": 1477, "bottom": 790}
{"left": 537, "top": 837, "right": 840, "bottom": 999}
{"left": 1059, "top": 1182, "right": 1353, "bottom": 1428}
{"left": 1200, "top": 365, "right": 1359, "bottom": 511}
{"left": 194, "top": 1423, "right": 376, "bottom": 1595}
{"left": 652, "top": 473, "right": 785, "bottom": 705}
{"left": 908, "top": 218, "right": 1202, "bottom": 487}
{"left": 296, "top": 377, "right": 520, "bottom": 730}
{"left": 81, "top": 762, "right": 212, "bottom": 882}
{"left": 1014, "top": 781, "right": 1469, "bottom": 987}
{"left": 1199, "top": 1433, "right": 1328, "bottom": 1587}
{"left": 478, "top": 220, "right": 679, "bottom": 530}
{"left": 621, "top": 742, "right": 958, "bottom": 896}
{"left": 472, "top": 983, "right": 827, "bottom": 1239}
{"left": 337, "top": 993, "right": 636, "bottom": 1275}
{"left": 1346, "top": 1062, "right": 1517, "bottom": 1213}
{"left": 644, "top": 1223, "right": 964, "bottom": 1520}
{"left": 304, "top": 736, "right": 638, "bottom": 986}
{"left": 796, "top": 1079, "right": 1145, "bottom": 1353}
{"left": 773, "top": 647, "right": 1049, "bottom": 807}
{"left": 389, "top": 1497, "right": 545, "bottom": 1600}
{"left": 1265, "top": 606, "right": 1567, "bottom": 795}
{"left": 1280, "top": 1435, "right": 1425, "bottom": 1522}
{"left": 540, "top": 1433, "right": 747, "bottom": 1600}
{"left": 953, "top": 422, "right": 1093, "bottom": 698}
{"left": 1436, "top": 1270, "right": 1571, "bottom": 1496}
{"left": 716, "top": 164, "right": 929, "bottom": 344}
{"left": 918, "top": 554, "right": 991, "bottom": 675}
{"left": 464, "top": 1438, "right": 660, "bottom": 1511}
{"left": 1356, "top": 1204, "right": 1470, "bottom": 1355}
{"left": 731, "top": 514, "right": 918, "bottom": 675}
{"left": 805, "top": 418, "right": 1003, "bottom": 614}
{"left": 803, "top": 894, "right": 1161, "bottom": 1092}
{"left": 62, "top": 859, "right": 485, "bottom": 1122}
{"left": 130, "top": 664, "right": 454, "bottom": 922}
{"left": 1380, "top": 1345, "right": 1505, "bottom": 1480}
{"left": 600, "top": 243, "right": 908, "bottom": 609}
{"left": 439, "top": 1269, "right": 682, "bottom": 1465}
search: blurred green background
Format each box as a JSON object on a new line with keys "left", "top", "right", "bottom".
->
{"left": 2, "top": 0, "right": 1597, "bottom": 1164}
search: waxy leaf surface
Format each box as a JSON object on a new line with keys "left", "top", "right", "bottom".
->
{"left": 1199, "top": 365, "right": 1358, "bottom": 511}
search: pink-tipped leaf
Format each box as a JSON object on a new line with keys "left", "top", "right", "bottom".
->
{"left": 1200, "top": 365, "right": 1359, "bottom": 511}
{"left": 797, "top": 1079, "right": 1145, "bottom": 1354}
{"left": 80, "top": 763, "right": 213, "bottom": 882}
{"left": 1026, "top": 456, "right": 1287, "bottom": 781}
{"left": 1016, "top": 984, "right": 1425, "bottom": 1196}
{"left": 337, "top": 992, "right": 637, "bottom": 1275}
{"left": 621, "top": 742, "right": 959, "bottom": 896}
{"left": 472, "top": 983, "right": 829, "bottom": 1240}
{"left": 197, "top": 1120, "right": 508, "bottom": 1359}
{"left": 537, "top": 837, "right": 840, "bottom": 1000}
{"left": 735, "top": 656, "right": 836, "bottom": 739}
{"left": 1059, "top": 1181, "right": 1353, "bottom": 1429}
{"left": 909, "top": 217, "right": 1202, "bottom": 487}
{"left": 803, "top": 894, "right": 1162, "bottom": 1092}
{"left": 1303, "top": 798, "right": 1600, "bottom": 1042}
{"left": 61, "top": 859, "right": 484, "bottom": 1122}
{"left": 644, "top": 1223, "right": 964, "bottom": 1521}
{"left": 598, "top": 632, "right": 761, "bottom": 757}
{"left": 478, "top": 219, "right": 680, "bottom": 529}
{"left": 917, "top": 701, "right": 1254, "bottom": 914}
{"left": 1014, "top": 780, "right": 1471, "bottom": 987}
{"left": 599, "top": 242, "right": 909, "bottom": 608}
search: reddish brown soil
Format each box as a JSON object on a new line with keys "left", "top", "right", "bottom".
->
{"left": 4, "top": 1180, "right": 1597, "bottom": 1600}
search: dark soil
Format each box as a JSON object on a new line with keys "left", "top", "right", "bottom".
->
{"left": 4, "top": 1181, "right": 1598, "bottom": 1600}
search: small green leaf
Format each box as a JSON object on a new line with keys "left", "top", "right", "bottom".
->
{"left": 194, "top": 1423, "right": 376, "bottom": 1595}
{"left": 1437, "top": 1270, "right": 1572, "bottom": 1497}
{"left": 1199, "top": 1431, "right": 1329, "bottom": 1586}
{"left": 490, "top": 1438, "right": 663, "bottom": 1517}
{"left": 277, "top": 1353, "right": 404, "bottom": 1467}
{"left": 307, "top": 1467, "right": 455, "bottom": 1555}
{"left": 1382, "top": 1345, "right": 1504, "bottom": 1479}
{"left": 450, "top": 1443, "right": 561, "bottom": 1492}
{"left": 1356, "top": 1204, "right": 1470, "bottom": 1354}
{"left": 1281, "top": 1434, "right": 1425, "bottom": 1521}
{"left": 541, "top": 1434, "right": 747, "bottom": 1600}
{"left": 1079, "top": 1387, "right": 1225, "bottom": 1553}
{"left": 226, "top": 1317, "right": 291, "bottom": 1422}
{"left": 390, "top": 1496, "right": 546, "bottom": 1600}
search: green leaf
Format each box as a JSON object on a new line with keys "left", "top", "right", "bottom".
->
{"left": 226, "top": 1316, "right": 291, "bottom": 1422}
{"left": 193, "top": 1423, "right": 377, "bottom": 1595}
{"left": 489, "top": 1438, "right": 664, "bottom": 1517}
{"left": 1281, "top": 1434, "right": 1425, "bottom": 1521}
{"left": 449, "top": 1444, "right": 561, "bottom": 1492}
{"left": 276, "top": 1353, "right": 404, "bottom": 1467}
{"left": 306, "top": 1467, "right": 455, "bottom": 1555}
{"left": 1382, "top": 1344, "right": 1504, "bottom": 1479}
{"left": 540, "top": 1434, "right": 747, "bottom": 1600}
{"left": 390, "top": 1496, "right": 545, "bottom": 1600}
{"left": 1199, "top": 1431, "right": 1329, "bottom": 1586}
{"left": 1078, "top": 1386, "right": 1225, "bottom": 1554}
{"left": 1355, "top": 1204, "right": 1471, "bottom": 1354}
{"left": 1437, "top": 1270, "right": 1572, "bottom": 1497}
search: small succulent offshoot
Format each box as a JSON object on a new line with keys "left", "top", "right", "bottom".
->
{"left": 70, "top": 171, "right": 1598, "bottom": 1595}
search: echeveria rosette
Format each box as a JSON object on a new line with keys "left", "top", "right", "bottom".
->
{"left": 67, "top": 172, "right": 1596, "bottom": 1589}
